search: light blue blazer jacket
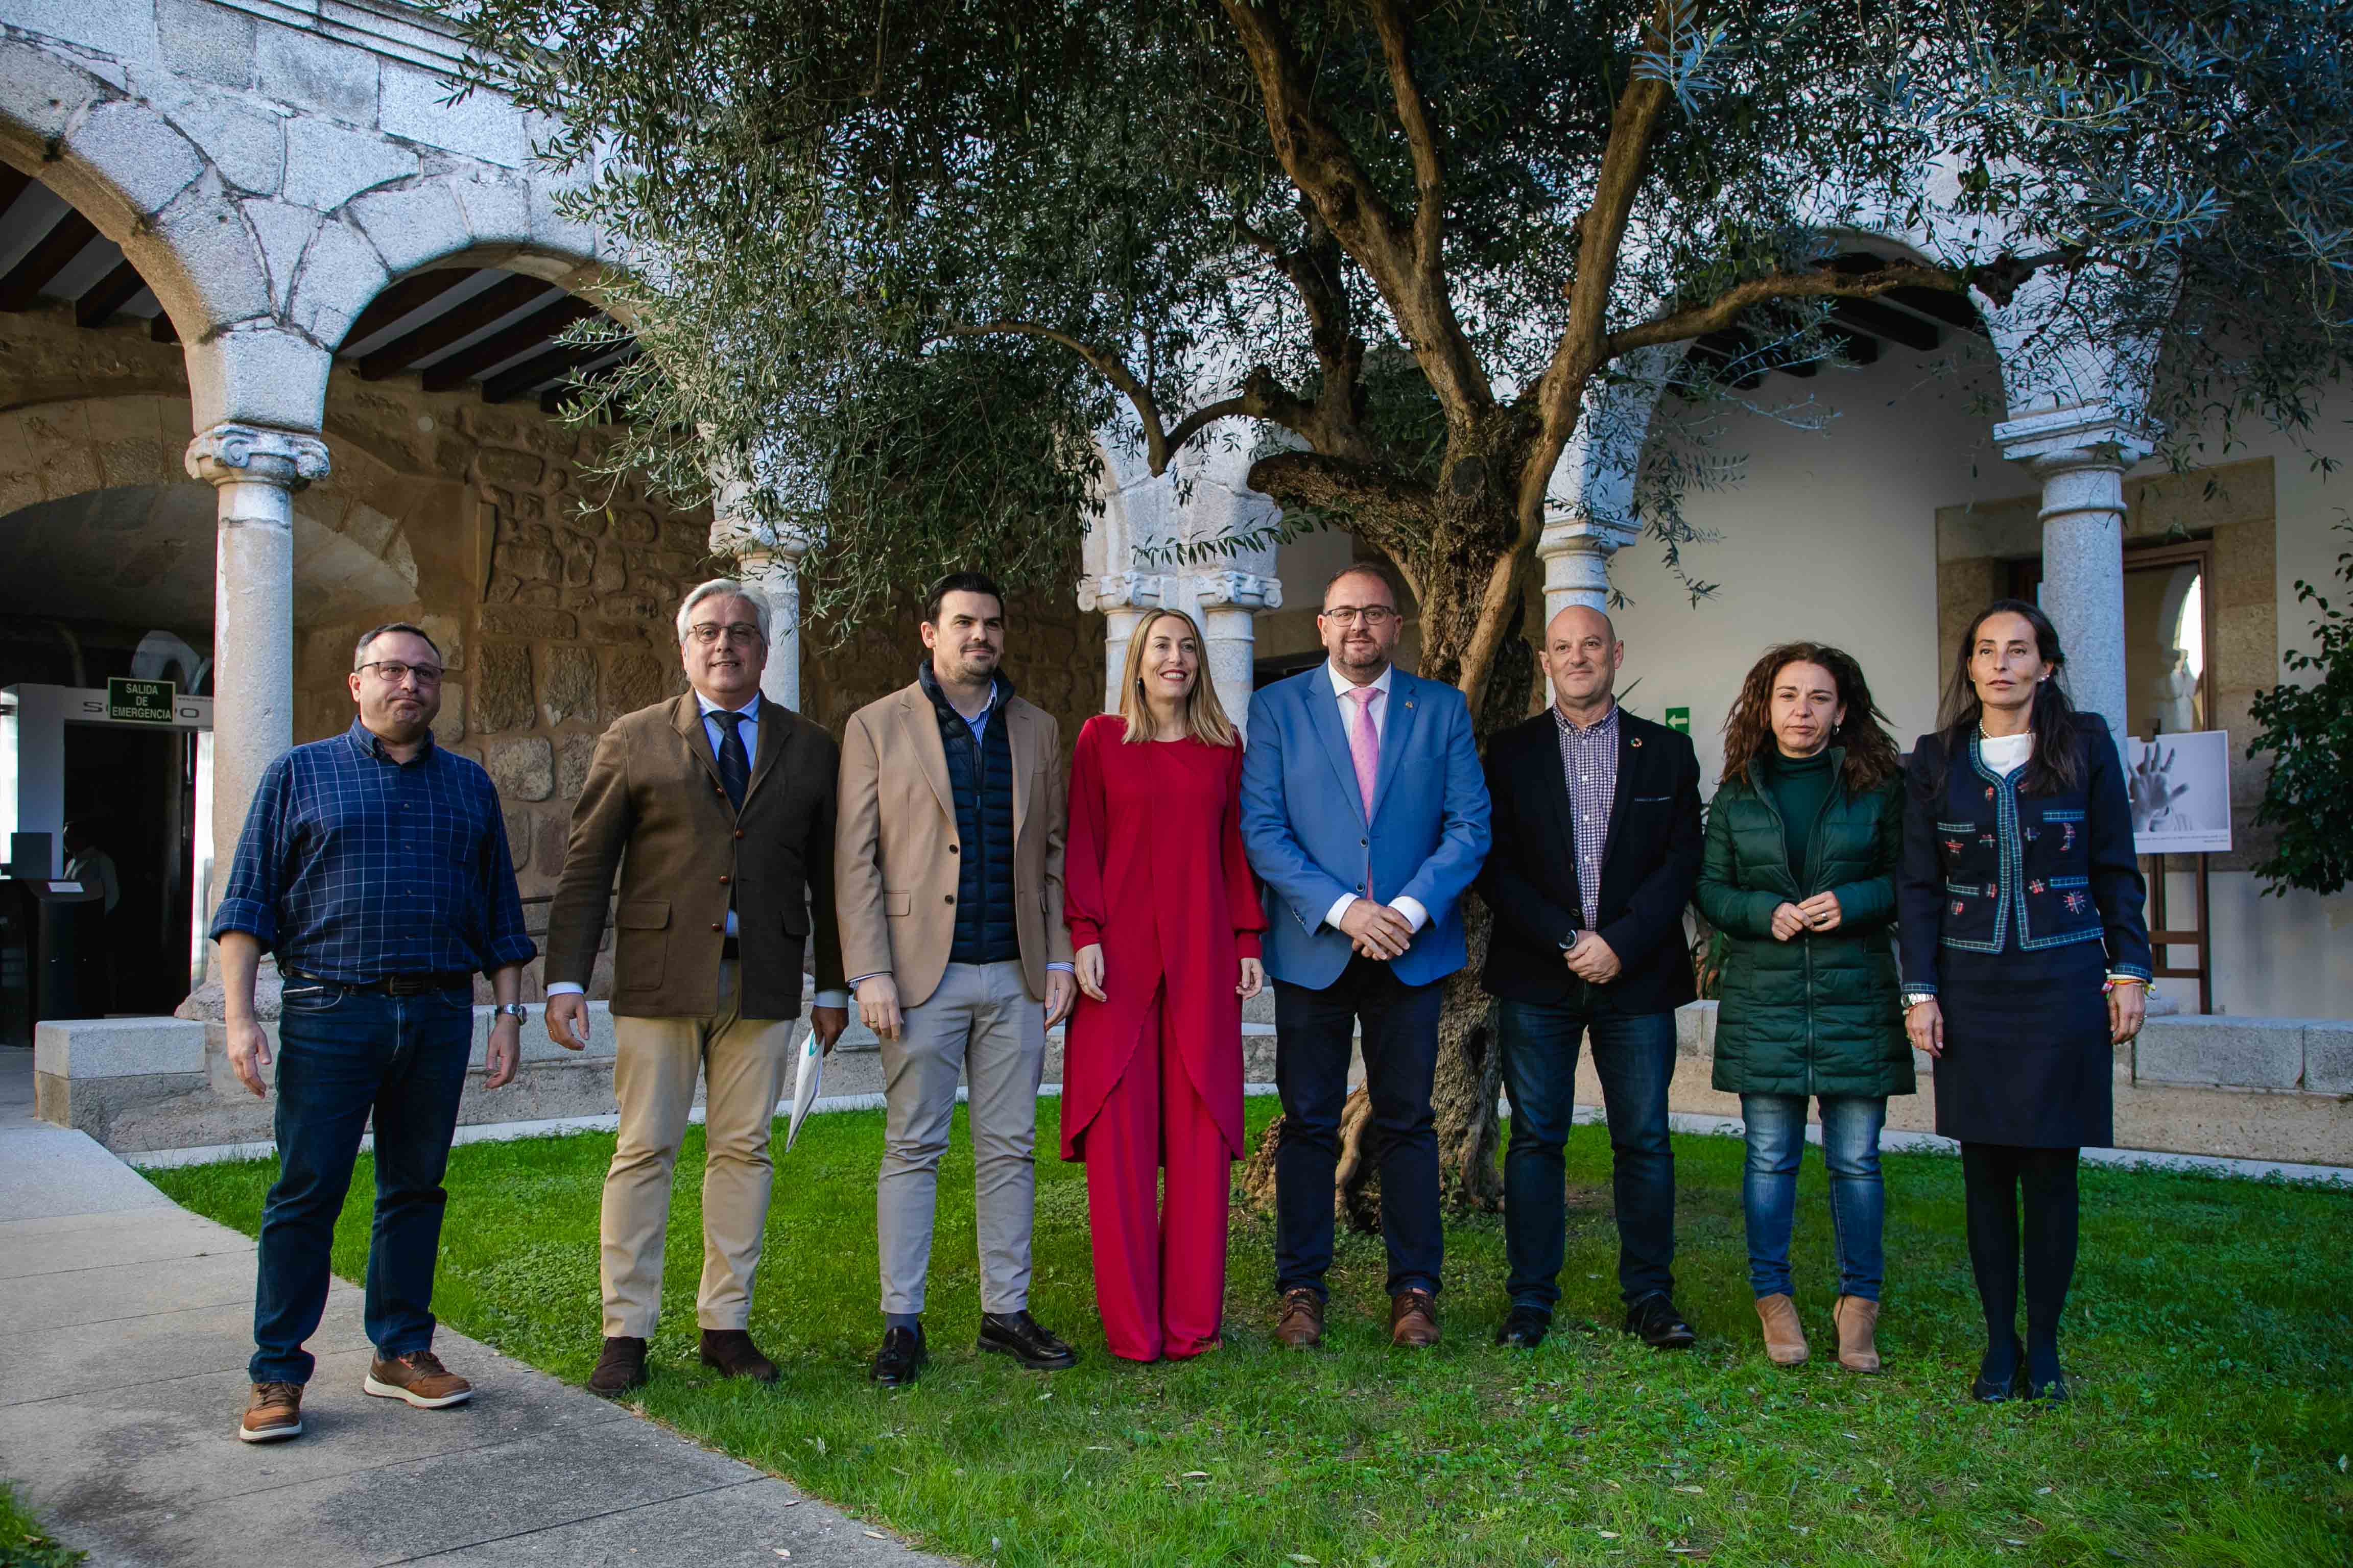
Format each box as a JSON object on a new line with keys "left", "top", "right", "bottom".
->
{"left": 1240, "top": 666, "right": 1492, "bottom": 990}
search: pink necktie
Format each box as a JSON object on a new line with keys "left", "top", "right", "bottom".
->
{"left": 1345, "top": 685, "right": 1381, "bottom": 819}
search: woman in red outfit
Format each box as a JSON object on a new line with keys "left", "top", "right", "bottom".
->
{"left": 1062, "top": 607, "right": 1266, "bottom": 1362}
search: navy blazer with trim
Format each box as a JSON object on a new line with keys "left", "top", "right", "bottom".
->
{"left": 1895, "top": 719, "right": 2152, "bottom": 994}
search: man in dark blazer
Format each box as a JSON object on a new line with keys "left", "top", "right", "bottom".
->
{"left": 543, "top": 579, "right": 847, "bottom": 1396}
{"left": 1480, "top": 605, "right": 1703, "bottom": 1352}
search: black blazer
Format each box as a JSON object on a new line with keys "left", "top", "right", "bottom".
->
{"left": 1479, "top": 706, "right": 1704, "bottom": 1014}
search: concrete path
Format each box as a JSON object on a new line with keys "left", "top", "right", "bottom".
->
{"left": 0, "top": 1046, "right": 956, "bottom": 1568}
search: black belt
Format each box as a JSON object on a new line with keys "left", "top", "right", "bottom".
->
{"left": 285, "top": 967, "right": 471, "bottom": 996}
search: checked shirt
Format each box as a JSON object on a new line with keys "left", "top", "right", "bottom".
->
{"left": 1552, "top": 702, "right": 1620, "bottom": 934}
{"left": 210, "top": 719, "right": 536, "bottom": 983}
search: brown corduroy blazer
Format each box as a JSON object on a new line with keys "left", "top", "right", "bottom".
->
{"left": 834, "top": 680, "right": 1072, "bottom": 1009}
{"left": 543, "top": 693, "right": 845, "bottom": 1020}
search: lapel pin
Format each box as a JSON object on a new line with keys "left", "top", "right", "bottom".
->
{"left": 1630, "top": 736, "right": 1643, "bottom": 748}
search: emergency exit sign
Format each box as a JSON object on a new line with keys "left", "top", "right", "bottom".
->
{"left": 1663, "top": 706, "right": 1692, "bottom": 734}
{"left": 107, "top": 677, "right": 176, "bottom": 723}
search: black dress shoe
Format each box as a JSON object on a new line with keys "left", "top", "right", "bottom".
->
{"left": 2027, "top": 1373, "right": 2070, "bottom": 1405}
{"left": 1972, "top": 1337, "right": 2024, "bottom": 1403}
{"left": 1495, "top": 1306, "right": 1551, "bottom": 1349}
{"left": 587, "top": 1336, "right": 648, "bottom": 1397}
{"left": 1624, "top": 1293, "right": 1697, "bottom": 1350}
{"left": 870, "top": 1325, "right": 928, "bottom": 1387}
{"left": 977, "top": 1310, "right": 1079, "bottom": 1370}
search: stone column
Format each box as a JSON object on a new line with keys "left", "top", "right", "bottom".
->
{"left": 1076, "top": 570, "right": 1165, "bottom": 715}
{"left": 1193, "top": 570, "right": 1282, "bottom": 740}
{"left": 1538, "top": 343, "right": 1683, "bottom": 620}
{"left": 185, "top": 422, "right": 330, "bottom": 921}
{"left": 711, "top": 514, "right": 807, "bottom": 711}
{"left": 1537, "top": 511, "right": 1640, "bottom": 618}
{"left": 1993, "top": 406, "right": 2155, "bottom": 741}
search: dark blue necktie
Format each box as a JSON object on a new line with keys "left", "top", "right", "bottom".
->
{"left": 714, "top": 709, "right": 750, "bottom": 811}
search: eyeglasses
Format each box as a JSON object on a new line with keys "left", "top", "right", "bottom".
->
{"left": 356, "top": 660, "right": 444, "bottom": 685}
{"left": 687, "top": 622, "right": 766, "bottom": 646}
{"left": 1320, "top": 606, "right": 1399, "bottom": 629}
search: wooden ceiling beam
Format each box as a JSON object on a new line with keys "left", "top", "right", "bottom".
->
{"left": 483, "top": 339, "right": 631, "bottom": 404}
{"left": 75, "top": 258, "right": 148, "bottom": 328}
{"left": 356, "top": 274, "right": 554, "bottom": 379}
{"left": 0, "top": 209, "right": 99, "bottom": 311}
{"left": 0, "top": 164, "right": 32, "bottom": 216}
{"left": 420, "top": 295, "right": 600, "bottom": 393}
{"left": 338, "top": 267, "right": 476, "bottom": 351}
{"left": 1828, "top": 297, "right": 1940, "bottom": 352}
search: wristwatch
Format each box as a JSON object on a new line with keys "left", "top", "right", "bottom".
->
{"left": 492, "top": 1002, "right": 529, "bottom": 1021}
{"left": 1902, "top": 992, "right": 1935, "bottom": 1011}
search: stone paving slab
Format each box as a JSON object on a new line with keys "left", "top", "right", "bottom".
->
{"left": 0, "top": 1208, "right": 253, "bottom": 1278}
{"left": 0, "top": 1047, "right": 958, "bottom": 1568}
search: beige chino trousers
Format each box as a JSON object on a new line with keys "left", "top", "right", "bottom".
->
{"left": 877, "top": 960, "right": 1046, "bottom": 1316}
{"left": 600, "top": 961, "right": 795, "bottom": 1339}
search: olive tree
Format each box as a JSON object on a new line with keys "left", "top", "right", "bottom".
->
{"left": 451, "top": 0, "right": 2353, "bottom": 1203}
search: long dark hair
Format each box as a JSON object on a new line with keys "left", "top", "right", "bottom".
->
{"left": 1935, "top": 598, "right": 2085, "bottom": 794}
{"left": 1721, "top": 642, "right": 1903, "bottom": 794}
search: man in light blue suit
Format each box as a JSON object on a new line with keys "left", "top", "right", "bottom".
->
{"left": 1240, "top": 562, "right": 1490, "bottom": 1350}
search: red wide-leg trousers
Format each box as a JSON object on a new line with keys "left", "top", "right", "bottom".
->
{"left": 1083, "top": 989, "right": 1230, "bottom": 1362}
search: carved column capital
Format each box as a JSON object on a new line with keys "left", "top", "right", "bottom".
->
{"left": 1992, "top": 403, "right": 2157, "bottom": 476}
{"left": 184, "top": 422, "right": 331, "bottom": 490}
{"left": 1191, "top": 570, "right": 1284, "bottom": 614}
{"left": 709, "top": 514, "right": 810, "bottom": 567}
{"left": 1077, "top": 571, "right": 1166, "bottom": 614}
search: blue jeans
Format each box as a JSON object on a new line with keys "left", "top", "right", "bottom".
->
{"left": 1741, "top": 1093, "right": 1886, "bottom": 1301}
{"left": 1497, "top": 1000, "right": 1677, "bottom": 1312}
{"left": 250, "top": 981, "right": 473, "bottom": 1384}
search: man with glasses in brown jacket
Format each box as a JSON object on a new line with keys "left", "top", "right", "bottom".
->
{"left": 544, "top": 579, "right": 847, "bottom": 1395}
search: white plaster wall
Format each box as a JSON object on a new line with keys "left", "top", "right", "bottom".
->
{"left": 1607, "top": 342, "right": 2353, "bottom": 1019}
{"left": 1607, "top": 343, "right": 2016, "bottom": 766}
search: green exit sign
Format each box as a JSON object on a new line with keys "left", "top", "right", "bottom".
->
{"left": 1663, "top": 706, "right": 1691, "bottom": 734}
{"left": 107, "top": 677, "right": 176, "bottom": 723}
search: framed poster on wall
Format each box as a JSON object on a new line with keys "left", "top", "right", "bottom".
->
{"left": 2124, "top": 730, "right": 2232, "bottom": 854}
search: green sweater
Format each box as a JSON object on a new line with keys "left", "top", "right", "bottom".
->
{"left": 1762, "top": 749, "right": 1836, "bottom": 886}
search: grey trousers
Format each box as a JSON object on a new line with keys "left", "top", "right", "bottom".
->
{"left": 876, "top": 960, "right": 1046, "bottom": 1316}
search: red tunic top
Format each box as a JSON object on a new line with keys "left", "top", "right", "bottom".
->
{"left": 1059, "top": 715, "right": 1266, "bottom": 1163}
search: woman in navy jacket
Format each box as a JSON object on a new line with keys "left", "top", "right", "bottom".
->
{"left": 1898, "top": 600, "right": 2150, "bottom": 1404}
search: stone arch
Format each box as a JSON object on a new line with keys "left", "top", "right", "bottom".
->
{"left": 0, "top": 394, "right": 420, "bottom": 621}
{"left": 0, "top": 39, "right": 315, "bottom": 433}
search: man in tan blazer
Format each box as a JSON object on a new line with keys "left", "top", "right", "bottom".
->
{"left": 544, "top": 579, "right": 847, "bottom": 1396}
{"left": 837, "top": 571, "right": 1077, "bottom": 1386}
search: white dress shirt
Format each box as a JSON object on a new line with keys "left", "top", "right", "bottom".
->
{"left": 550, "top": 691, "right": 847, "bottom": 1009}
{"left": 1321, "top": 661, "right": 1430, "bottom": 936}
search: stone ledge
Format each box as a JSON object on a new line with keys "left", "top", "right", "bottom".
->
{"left": 35, "top": 1016, "right": 208, "bottom": 1078}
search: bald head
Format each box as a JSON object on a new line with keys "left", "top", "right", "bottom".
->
{"left": 1541, "top": 602, "right": 1623, "bottom": 717}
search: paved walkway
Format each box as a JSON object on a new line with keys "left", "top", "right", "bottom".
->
{"left": 0, "top": 1046, "right": 954, "bottom": 1568}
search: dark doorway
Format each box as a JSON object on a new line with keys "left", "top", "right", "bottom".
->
{"left": 61, "top": 723, "right": 195, "bottom": 1015}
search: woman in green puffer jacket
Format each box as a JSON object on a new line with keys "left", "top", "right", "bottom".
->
{"left": 1697, "top": 642, "right": 1909, "bottom": 1376}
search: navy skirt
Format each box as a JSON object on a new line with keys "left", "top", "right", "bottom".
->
{"left": 1932, "top": 941, "right": 2113, "bottom": 1148}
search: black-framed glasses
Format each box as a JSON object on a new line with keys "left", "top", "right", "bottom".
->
{"left": 1321, "top": 606, "right": 1399, "bottom": 628}
{"left": 687, "top": 622, "right": 766, "bottom": 646}
{"left": 356, "top": 660, "right": 444, "bottom": 685}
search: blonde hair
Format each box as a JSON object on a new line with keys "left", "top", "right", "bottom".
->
{"left": 1116, "top": 608, "right": 1237, "bottom": 746}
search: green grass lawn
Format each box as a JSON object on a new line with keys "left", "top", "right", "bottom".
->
{"left": 152, "top": 1102, "right": 2352, "bottom": 1567}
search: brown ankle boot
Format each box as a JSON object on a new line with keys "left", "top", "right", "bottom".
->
{"left": 1755, "top": 1293, "right": 1809, "bottom": 1366}
{"left": 699, "top": 1328, "right": 779, "bottom": 1383}
{"left": 1833, "top": 1295, "right": 1881, "bottom": 1373}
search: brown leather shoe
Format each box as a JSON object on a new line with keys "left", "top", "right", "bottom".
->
{"left": 1389, "top": 1289, "right": 1440, "bottom": 1348}
{"left": 364, "top": 1349, "right": 473, "bottom": 1409}
{"left": 699, "top": 1328, "right": 779, "bottom": 1383}
{"left": 588, "top": 1336, "right": 649, "bottom": 1396}
{"left": 238, "top": 1381, "right": 303, "bottom": 1443}
{"left": 1833, "top": 1294, "right": 1882, "bottom": 1374}
{"left": 1272, "top": 1288, "right": 1324, "bottom": 1349}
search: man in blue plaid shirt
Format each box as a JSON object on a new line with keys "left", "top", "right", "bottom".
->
{"left": 210, "top": 622, "right": 535, "bottom": 1445}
